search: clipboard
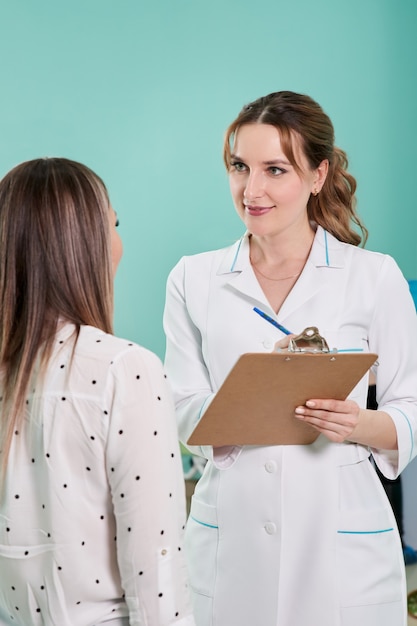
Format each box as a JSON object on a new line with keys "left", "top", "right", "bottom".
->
{"left": 187, "top": 327, "right": 378, "bottom": 446}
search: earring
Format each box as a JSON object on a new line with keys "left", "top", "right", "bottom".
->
{"left": 312, "top": 188, "right": 319, "bottom": 196}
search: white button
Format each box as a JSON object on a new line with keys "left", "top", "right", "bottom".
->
{"left": 263, "top": 340, "right": 273, "bottom": 349}
{"left": 264, "top": 522, "right": 277, "bottom": 535}
{"left": 264, "top": 461, "right": 277, "bottom": 473}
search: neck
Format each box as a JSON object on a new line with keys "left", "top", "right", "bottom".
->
{"left": 249, "top": 223, "right": 315, "bottom": 266}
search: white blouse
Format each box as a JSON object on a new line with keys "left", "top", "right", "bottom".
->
{"left": 0, "top": 324, "right": 195, "bottom": 626}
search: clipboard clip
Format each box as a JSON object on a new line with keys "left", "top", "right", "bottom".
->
{"left": 288, "top": 326, "right": 331, "bottom": 353}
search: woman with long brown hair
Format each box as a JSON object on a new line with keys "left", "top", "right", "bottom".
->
{"left": 0, "top": 158, "right": 195, "bottom": 626}
{"left": 163, "top": 91, "right": 417, "bottom": 626}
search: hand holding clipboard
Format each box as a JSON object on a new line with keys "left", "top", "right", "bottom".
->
{"left": 187, "top": 326, "right": 377, "bottom": 446}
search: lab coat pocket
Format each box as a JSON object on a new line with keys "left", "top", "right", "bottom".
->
{"left": 186, "top": 496, "right": 218, "bottom": 597}
{"left": 337, "top": 506, "right": 403, "bottom": 607}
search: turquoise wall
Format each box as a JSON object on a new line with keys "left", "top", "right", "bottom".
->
{"left": 1, "top": 0, "right": 416, "bottom": 358}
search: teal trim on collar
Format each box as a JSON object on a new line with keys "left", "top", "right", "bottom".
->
{"left": 230, "top": 237, "right": 244, "bottom": 271}
{"left": 324, "top": 230, "right": 330, "bottom": 266}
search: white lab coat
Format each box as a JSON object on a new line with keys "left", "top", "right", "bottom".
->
{"left": 163, "top": 226, "right": 417, "bottom": 626}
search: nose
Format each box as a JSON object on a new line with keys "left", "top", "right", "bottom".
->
{"left": 244, "top": 170, "right": 264, "bottom": 202}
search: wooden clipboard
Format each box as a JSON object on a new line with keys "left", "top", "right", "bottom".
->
{"left": 187, "top": 349, "right": 378, "bottom": 446}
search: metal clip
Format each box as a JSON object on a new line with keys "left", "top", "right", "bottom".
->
{"left": 288, "top": 326, "right": 330, "bottom": 353}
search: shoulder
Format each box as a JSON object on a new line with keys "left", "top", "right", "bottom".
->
{"left": 320, "top": 227, "right": 401, "bottom": 273}
{"left": 167, "top": 236, "right": 246, "bottom": 281}
{"left": 76, "top": 326, "right": 163, "bottom": 373}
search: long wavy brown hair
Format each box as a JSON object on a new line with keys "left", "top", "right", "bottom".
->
{"left": 0, "top": 157, "right": 114, "bottom": 472}
{"left": 223, "top": 90, "right": 368, "bottom": 246}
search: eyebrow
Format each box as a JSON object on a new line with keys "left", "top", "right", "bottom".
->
{"left": 230, "top": 153, "right": 291, "bottom": 166}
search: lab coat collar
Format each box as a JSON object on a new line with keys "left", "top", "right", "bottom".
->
{"left": 217, "top": 225, "right": 346, "bottom": 276}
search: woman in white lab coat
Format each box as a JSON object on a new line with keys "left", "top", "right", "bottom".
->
{"left": 163, "top": 91, "right": 417, "bottom": 626}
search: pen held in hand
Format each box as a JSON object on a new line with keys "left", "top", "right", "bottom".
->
{"left": 253, "top": 307, "right": 292, "bottom": 336}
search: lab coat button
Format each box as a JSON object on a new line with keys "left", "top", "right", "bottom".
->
{"left": 262, "top": 340, "right": 273, "bottom": 349}
{"left": 264, "top": 461, "right": 277, "bottom": 473}
{"left": 264, "top": 522, "right": 276, "bottom": 535}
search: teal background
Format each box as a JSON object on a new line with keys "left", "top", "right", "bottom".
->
{"left": 0, "top": 0, "right": 416, "bottom": 359}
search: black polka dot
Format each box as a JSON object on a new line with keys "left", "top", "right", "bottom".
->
{"left": 63, "top": 484, "right": 67, "bottom": 488}
{"left": 24, "top": 551, "right": 29, "bottom": 556}
{"left": 104, "top": 410, "right": 108, "bottom": 415}
{"left": 135, "top": 476, "right": 140, "bottom": 481}
{"left": 61, "top": 397, "right": 66, "bottom": 401}
{"left": 90, "top": 436, "right": 95, "bottom": 440}
{"left": 158, "top": 592, "right": 163, "bottom": 597}
{"left": 138, "top": 571, "right": 143, "bottom": 575}
{"left": 14, "top": 430, "right": 19, "bottom": 435}
{"left": 95, "top": 579, "right": 100, "bottom": 584}
{"left": 86, "top": 467, "right": 91, "bottom": 471}
{"left": 120, "top": 493, "right": 125, "bottom": 498}
{"left": 136, "top": 375, "right": 140, "bottom": 379}
{"left": 160, "top": 530, "right": 164, "bottom": 535}
{"left": 60, "top": 364, "right": 65, "bottom": 369}
{"left": 14, "top": 495, "right": 20, "bottom": 499}
{"left": 92, "top": 380, "right": 97, "bottom": 385}
{"left": 154, "top": 431, "right": 158, "bottom": 436}
{"left": 100, "top": 515, "right": 104, "bottom": 520}
{"left": 118, "top": 430, "right": 123, "bottom": 435}
{"left": 128, "top": 527, "right": 131, "bottom": 532}
{"left": 157, "top": 396, "right": 161, "bottom": 401}
{"left": 40, "top": 586, "right": 44, "bottom": 590}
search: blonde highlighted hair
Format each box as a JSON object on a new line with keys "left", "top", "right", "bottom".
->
{"left": 223, "top": 90, "right": 368, "bottom": 246}
{"left": 0, "top": 157, "right": 114, "bottom": 470}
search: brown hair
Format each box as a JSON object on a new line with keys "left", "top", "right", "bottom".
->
{"left": 0, "top": 157, "right": 114, "bottom": 470}
{"left": 223, "top": 91, "right": 368, "bottom": 246}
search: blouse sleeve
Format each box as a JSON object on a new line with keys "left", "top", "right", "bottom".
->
{"left": 104, "top": 345, "right": 195, "bottom": 626}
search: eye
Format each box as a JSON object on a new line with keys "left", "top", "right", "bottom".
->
{"left": 230, "top": 161, "right": 247, "bottom": 173}
{"left": 115, "top": 217, "right": 120, "bottom": 227}
{"left": 268, "top": 166, "right": 285, "bottom": 176}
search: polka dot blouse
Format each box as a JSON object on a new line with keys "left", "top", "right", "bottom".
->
{"left": 0, "top": 324, "right": 195, "bottom": 626}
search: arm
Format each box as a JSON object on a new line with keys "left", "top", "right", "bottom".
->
{"left": 294, "top": 256, "right": 417, "bottom": 477}
{"left": 105, "top": 346, "right": 195, "bottom": 626}
{"left": 163, "top": 258, "right": 241, "bottom": 467}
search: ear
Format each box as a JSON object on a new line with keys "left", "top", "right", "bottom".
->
{"left": 312, "top": 159, "right": 329, "bottom": 194}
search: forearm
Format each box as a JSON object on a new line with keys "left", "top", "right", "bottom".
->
{"left": 348, "top": 408, "right": 398, "bottom": 450}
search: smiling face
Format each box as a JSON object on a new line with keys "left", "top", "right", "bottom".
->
{"left": 228, "top": 123, "right": 327, "bottom": 239}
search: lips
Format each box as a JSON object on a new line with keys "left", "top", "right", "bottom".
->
{"left": 244, "top": 204, "right": 274, "bottom": 216}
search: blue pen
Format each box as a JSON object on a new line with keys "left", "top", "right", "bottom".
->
{"left": 253, "top": 307, "right": 292, "bottom": 336}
